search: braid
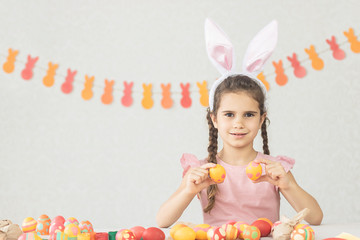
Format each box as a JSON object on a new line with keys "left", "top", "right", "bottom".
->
{"left": 204, "top": 109, "right": 218, "bottom": 213}
{"left": 261, "top": 117, "right": 270, "bottom": 155}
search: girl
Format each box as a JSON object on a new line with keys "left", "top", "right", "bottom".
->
{"left": 156, "top": 19, "right": 323, "bottom": 228}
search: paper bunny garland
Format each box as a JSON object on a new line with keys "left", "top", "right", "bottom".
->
{"left": 205, "top": 18, "right": 278, "bottom": 111}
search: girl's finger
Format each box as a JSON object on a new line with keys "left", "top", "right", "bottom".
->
{"left": 200, "top": 163, "right": 217, "bottom": 170}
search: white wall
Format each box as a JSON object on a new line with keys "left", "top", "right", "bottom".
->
{"left": 0, "top": 0, "right": 359, "bottom": 230}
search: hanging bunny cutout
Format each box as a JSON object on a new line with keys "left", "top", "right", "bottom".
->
{"left": 205, "top": 18, "right": 278, "bottom": 111}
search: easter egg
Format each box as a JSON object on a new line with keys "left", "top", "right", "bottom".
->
{"left": 170, "top": 224, "right": 187, "bottom": 238}
{"left": 245, "top": 161, "right": 262, "bottom": 181}
{"left": 79, "top": 221, "right": 94, "bottom": 233}
{"left": 193, "top": 224, "right": 211, "bottom": 240}
{"left": 65, "top": 218, "right": 79, "bottom": 227}
{"left": 209, "top": 164, "right": 226, "bottom": 183}
{"left": 233, "top": 222, "right": 248, "bottom": 239}
{"left": 130, "top": 226, "right": 145, "bottom": 240}
{"left": 36, "top": 214, "right": 51, "bottom": 235}
{"left": 51, "top": 216, "right": 66, "bottom": 225}
{"left": 251, "top": 218, "right": 272, "bottom": 237}
{"left": 221, "top": 224, "right": 238, "bottom": 240}
{"left": 141, "top": 227, "right": 165, "bottom": 240}
{"left": 77, "top": 233, "right": 90, "bottom": 240}
{"left": 64, "top": 223, "right": 81, "bottom": 237}
{"left": 19, "top": 232, "right": 42, "bottom": 240}
{"left": 173, "top": 226, "right": 196, "bottom": 240}
{"left": 243, "top": 225, "right": 261, "bottom": 240}
{"left": 290, "top": 228, "right": 315, "bottom": 240}
{"left": 207, "top": 227, "right": 226, "bottom": 240}
{"left": 116, "top": 230, "right": 136, "bottom": 240}
{"left": 22, "top": 217, "right": 37, "bottom": 233}
{"left": 54, "top": 232, "right": 69, "bottom": 240}
{"left": 49, "top": 221, "right": 65, "bottom": 237}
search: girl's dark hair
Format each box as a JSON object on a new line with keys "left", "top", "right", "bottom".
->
{"left": 204, "top": 74, "right": 270, "bottom": 213}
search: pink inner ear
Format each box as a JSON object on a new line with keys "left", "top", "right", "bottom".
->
{"left": 246, "top": 59, "right": 263, "bottom": 72}
{"left": 211, "top": 45, "right": 233, "bottom": 71}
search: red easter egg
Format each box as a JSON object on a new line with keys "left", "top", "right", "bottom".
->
{"left": 130, "top": 226, "right": 146, "bottom": 240}
{"left": 251, "top": 219, "right": 272, "bottom": 237}
{"left": 141, "top": 227, "right": 165, "bottom": 240}
{"left": 51, "top": 216, "right": 65, "bottom": 225}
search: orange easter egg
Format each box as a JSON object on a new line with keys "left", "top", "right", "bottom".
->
{"left": 193, "top": 224, "right": 211, "bottom": 240}
{"left": 36, "top": 214, "right": 51, "bottom": 235}
{"left": 291, "top": 228, "right": 315, "bottom": 240}
{"left": 22, "top": 217, "right": 37, "bottom": 233}
{"left": 243, "top": 225, "right": 261, "bottom": 240}
{"left": 233, "top": 222, "right": 248, "bottom": 239}
{"left": 221, "top": 224, "right": 238, "bottom": 240}
{"left": 245, "top": 161, "right": 262, "bottom": 181}
{"left": 209, "top": 164, "right": 226, "bottom": 183}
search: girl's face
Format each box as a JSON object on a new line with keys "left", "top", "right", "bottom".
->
{"left": 211, "top": 91, "right": 265, "bottom": 151}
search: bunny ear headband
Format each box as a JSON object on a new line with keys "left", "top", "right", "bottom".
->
{"left": 205, "top": 18, "right": 278, "bottom": 111}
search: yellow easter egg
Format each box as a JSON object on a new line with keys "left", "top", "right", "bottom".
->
{"left": 170, "top": 223, "right": 187, "bottom": 238}
{"left": 173, "top": 226, "right": 196, "bottom": 240}
{"left": 245, "top": 161, "right": 262, "bottom": 181}
{"left": 22, "top": 217, "right": 37, "bottom": 233}
{"left": 209, "top": 164, "right": 226, "bottom": 183}
{"left": 64, "top": 223, "right": 81, "bottom": 237}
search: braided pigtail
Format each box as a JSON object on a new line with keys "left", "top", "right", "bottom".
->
{"left": 261, "top": 117, "right": 270, "bottom": 155}
{"left": 204, "top": 109, "right": 219, "bottom": 213}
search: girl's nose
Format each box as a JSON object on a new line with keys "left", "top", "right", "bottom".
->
{"left": 233, "top": 118, "right": 244, "bottom": 128}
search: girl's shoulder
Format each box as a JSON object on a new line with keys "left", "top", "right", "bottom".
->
{"left": 257, "top": 152, "right": 296, "bottom": 172}
{"left": 180, "top": 153, "right": 207, "bottom": 177}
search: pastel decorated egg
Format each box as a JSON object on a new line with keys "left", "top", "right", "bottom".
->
{"left": 207, "top": 227, "right": 226, "bottom": 240}
{"left": 243, "top": 225, "right": 261, "bottom": 240}
{"left": 36, "top": 214, "right": 51, "bottom": 235}
{"left": 291, "top": 228, "right": 315, "bottom": 240}
{"left": 51, "top": 216, "right": 66, "bottom": 225}
{"left": 64, "top": 223, "right": 81, "bottom": 237}
{"left": 193, "top": 224, "right": 211, "bottom": 240}
{"left": 130, "top": 226, "right": 146, "bottom": 240}
{"left": 233, "top": 222, "right": 248, "bottom": 239}
{"left": 141, "top": 227, "right": 165, "bottom": 240}
{"left": 49, "top": 221, "right": 65, "bottom": 237}
{"left": 245, "top": 161, "right": 262, "bottom": 181}
{"left": 54, "top": 232, "right": 69, "bottom": 240}
{"left": 22, "top": 217, "right": 38, "bottom": 233}
{"left": 170, "top": 224, "right": 187, "bottom": 238}
{"left": 79, "top": 221, "right": 94, "bottom": 233}
{"left": 19, "top": 232, "right": 42, "bottom": 240}
{"left": 221, "top": 224, "right": 238, "bottom": 240}
{"left": 116, "top": 230, "right": 136, "bottom": 240}
{"left": 173, "top": 226, "right": 196, "bottom": 240}
{"left": 77, "top": 233, "right": 90, "bottom": 240}
{"left": 209, "top": 164, "right": 226, "bottom": 183}
{"left": 251, "top": 218, "right": 272, "bottom": 237}
{"left": 65, "top": 217, "right": 79, "bottom": 227}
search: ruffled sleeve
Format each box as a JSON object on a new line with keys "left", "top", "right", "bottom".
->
{"left": 180, "top": 153, "right": 202, "bottom": 177}
{"left": 274, "top": 155, "right": 295, "bottom": 172}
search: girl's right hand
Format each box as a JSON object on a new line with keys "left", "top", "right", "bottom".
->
{"left": 182, "top": 163, "right": 217, "bottom": 195}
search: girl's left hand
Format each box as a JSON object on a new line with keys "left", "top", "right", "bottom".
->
{"left": 252, "top": 158, "right": 291, "bottom": 190}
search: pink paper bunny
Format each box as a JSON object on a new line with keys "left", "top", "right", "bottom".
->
{"left": 21, "top": 55, "right": 39, "bottom": 80}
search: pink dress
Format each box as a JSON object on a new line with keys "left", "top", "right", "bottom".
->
{"left": 180, "top": 152, "right": 295, "bottom": 227}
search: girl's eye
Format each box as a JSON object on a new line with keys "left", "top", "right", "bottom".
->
{"left": 225, "top": 113, "right": 234, "bottom": 117}
{"left": 245, "top": 113, "right": 255, "bottom": 117}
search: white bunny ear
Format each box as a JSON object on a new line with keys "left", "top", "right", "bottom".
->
{"left": 205, "top": 18, "right": 236, "bottom": 75}
{"left": 242, "top": 20, "right": 278, "bottom": 76}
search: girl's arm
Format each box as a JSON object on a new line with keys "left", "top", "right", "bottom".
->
{"left": 254, "top": 159, "right": 323, "bottom": 225}
{"left": 279, "top": 172, "right": 323, "bottom": 225}
{"left": 156, "top": 163, "right": 216, "bottom": 228}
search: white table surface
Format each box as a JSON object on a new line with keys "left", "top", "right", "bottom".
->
{"left": 98, "top": 223, "right": 360, "bottom": 239}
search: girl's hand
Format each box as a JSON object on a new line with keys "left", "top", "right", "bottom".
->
{"left": 182, "top": 163, "right": 217, "bottom": 195}
{"left": 253, "top": 159, "right": 292, "bottom": 190}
